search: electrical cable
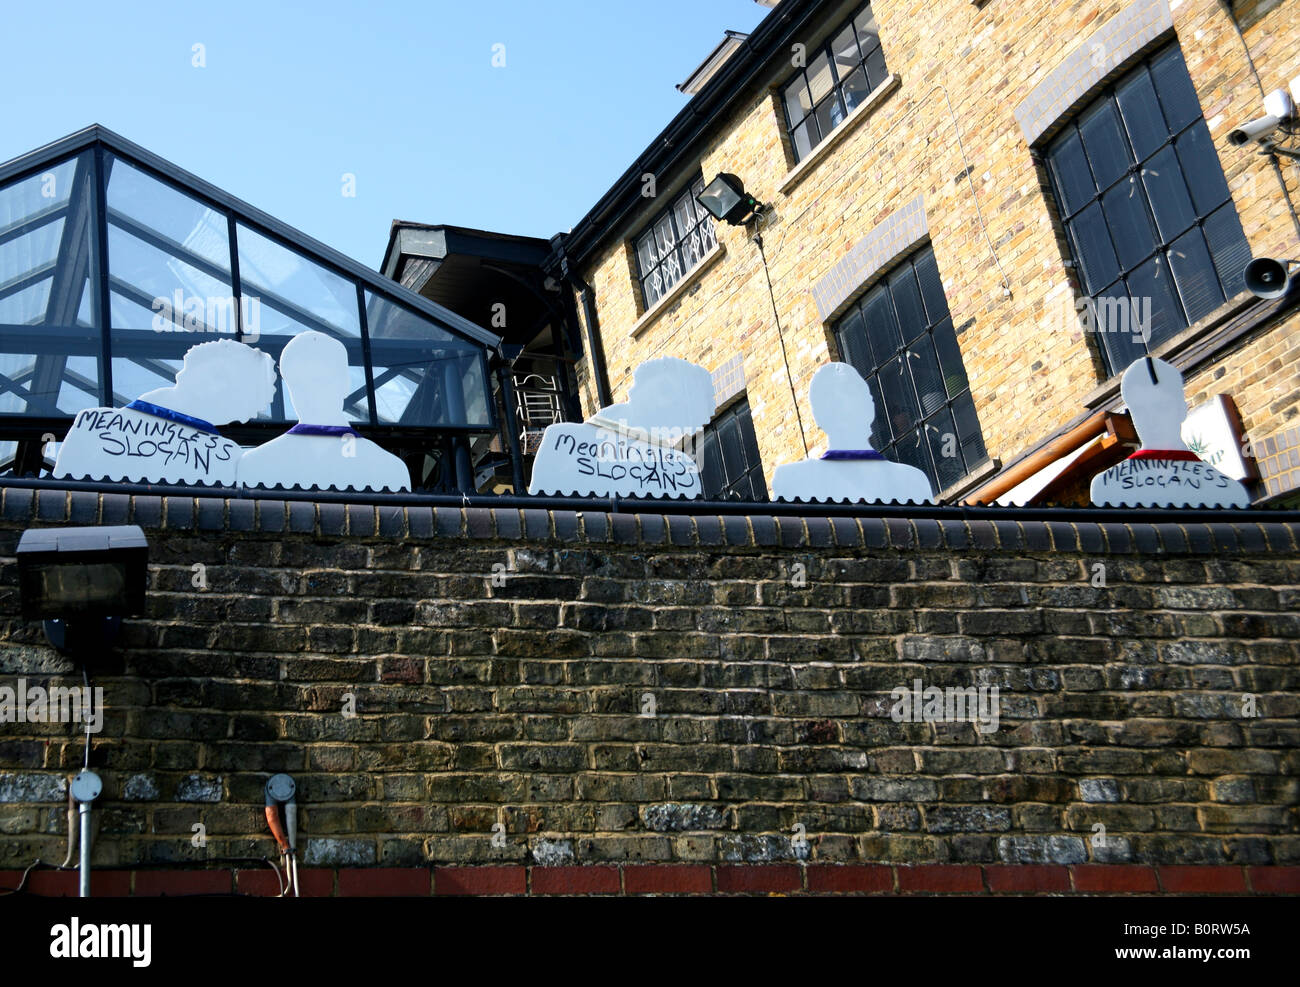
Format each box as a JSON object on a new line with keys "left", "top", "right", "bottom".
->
{"left": 0, "top": 858, "right": 74, "bottom": 895}
{"left": 82, "top": 667, "right": 92, "bottom": 770}
{"left": 1217, "top": 0, "right": 1300, "bottom": 244}
{"left": 752, "top": 217, "right": 810, "bottom": 457}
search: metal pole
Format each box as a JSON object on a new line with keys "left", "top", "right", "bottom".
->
{"left": 497, "top": 364, "right": 526, "bottom": 493}
{"left": 78, "top": 802, "right": 92, "bottom": 897}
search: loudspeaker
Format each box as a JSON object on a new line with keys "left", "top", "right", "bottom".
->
{"left": 1244, "top": 257, "right": 1291, "bottom": 299}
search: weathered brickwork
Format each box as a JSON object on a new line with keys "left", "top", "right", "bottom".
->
{"left": 571, "top": 0, "right": 1300, "bottom": 497}
{"left": 1, "top": 490, "right": 1297, "bottom": 871}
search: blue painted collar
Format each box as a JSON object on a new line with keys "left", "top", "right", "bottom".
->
{"left": 125, "top": 399, "right": 219, "bottom": 435}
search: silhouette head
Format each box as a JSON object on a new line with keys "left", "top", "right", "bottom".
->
{"left": 166, "top": 339, "right": 277, "bottom": 424}
{"left": 597, "top": 357, "right": 715, "bottom": 438}
{"left": 280, "top": 331, "right": 350, "bottom": 425}
{"left": 810, "top": 362, "right": 875, "bottom": 451}
{"left": 1120, "top": 356, "right": 1188, "bottom": 450}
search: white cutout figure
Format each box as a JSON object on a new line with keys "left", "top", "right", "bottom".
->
{"left": 1090, "top": 357, "right": 1250, "bottom": 508}
{"left": 238, "top": 331, "right": 410, "bottom": 492}
{"left": 528, "top": 357, "right": 713, "bottom": 497}
{"left": 771, "top": 362, "right": 933, "bottom": 504}
{"left": 53, "top": 339, "right": 275, "bottom": 485}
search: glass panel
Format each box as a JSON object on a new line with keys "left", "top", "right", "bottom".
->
{"left": 0, "top": 355, "right": 38, "bottom": 414}
{"left": 237, "top": 223, "right": 361, "bottom": 340}
{"left": 831, "top": 24, "right": 861, "bottom": 77}
{"left": 841, "top": 66, "right": 871, "bottom": 114}
{"left": 1174, "top": 121, "right": 1232, "bottom": 213}
{"left": 643, "top": 268, "right": 664, "bottom": 308}
{"left": 1068, "top": 202, "right": 1120, "bottom": 293}
{"left": 926, "top": 406, "right": 964, "bottom": 491}
{"left": 103, "top": 156, "right": 232, "bottom": 406}
{"left": 1202, "top": 202, "right": 1251, "bottom": 299}
{"left": 1115, "top": 69, "right": 1168, "bottom": 160}
{"left": 105, "top": 156, "right": 230, "bottom": 271}
{"left": 1047, "top": 131, "right": 1096, "bottom": 217}
{"left": 672, "top": 196, "right": 696, "bottom": 241}
{"left": 952, "top": 391, "right": 986, "bottom": 464}
{"left": 737, "top": 403, "right": 762, "bottom": 478}
{"left": 0, "top": 279, "right": 53, "bottom": 326}
{"left": 864, "top": 44, "right": 888, "bottom": 90}
{"left": 1167, "top": 227, "right": 1224, "bottom": 324}
{"left": 1150, "top": 46, "right": 1202, "bottom": 133}
{"left": 1141, "top": 145, "right": 1197, "bottom": 241}
{"left": 854, "top": 9, "right": 879, "bottom": 51}
{"left": 783, "top": 78, "right": 813, "bottom": 124}
{"left": 1100, "top": 179, "right": 1157, "bottom": 271}
{"left": 854, "top": 9, "right": 887, "bottom": 86}
{"left": 791, "top": 119, "right": 817, "bottom": 160}
{"left": 890, "top": 427, "right": 933, "bottom": 493}
{"left": 861, "top": 283, "right": 902, "bottom": 361}
{"left": 907, "top": 335, "right": 947, "bottom": 418}
{"left": 807, "top": 52, "right": 834, "bottom": 105}
{"left": 814, "top": 93, "right": 844, "bottom": 138}
{"left": 717, "top": 413, "right": 745, "bottom": 481}
{"left": 878, "top": 352, "right": 919, "bottom": 437}
{"left": 1091, "top": 281, "right": 1147, "bottom": 374}
{"left": 365, "top": 291, "right": 491, "bottom": 428}
{"left": 889, "top": 265, "right": 928, "bottom": 340}
{"left": 0, "top": 152, "right": 102, "bottom": 416}
{"left": 835, "top": 307, "right": 871, "bottom": 374}
{"left": 699, "top": 429, "right": 725, "bottom": 497}
{"left": 0, "top": 156, "right": 80, "bottom": 303}
{"left": 1125, "top": 254, "right": 1183, "bottom": 355}
{"left": 636, "top": 232, "right": 658, "bottom": 277}
{"left": 913, "top": 248, "right": 949, "bottom": 323}
{"left": 107, "top": 224, "right": 233, "bottom": 331}
{"left": 1078, "top": 100, "right": 1132, "bottom": 191}
{"left": 865, "top": 373, "right": 890, "bottom": 449}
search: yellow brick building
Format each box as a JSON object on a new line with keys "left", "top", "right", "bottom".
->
{"left": 543, "top": 0, "right": 1300, "bottom": 505}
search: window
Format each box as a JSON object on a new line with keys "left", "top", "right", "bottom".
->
{"left": 698, "top": 399, "right": 767, "bottom": 501}
{"left": 780, "top": 2, "right": 888, "bottom": 163}
{"left": 1044, "top": 45, "right": 1252, "bottom": 375}
{"left": 633, "top": 176, "right": 718, "bottom": 310}
{"left": 833, "top": 245, "right": 987, "bottom": 495}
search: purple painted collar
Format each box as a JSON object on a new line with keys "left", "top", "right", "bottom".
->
{"left": 820, "top": 449, "right": 886, "bottom": 461}
{"left": 287, "top": 423, "right": 359, "bottom": 437}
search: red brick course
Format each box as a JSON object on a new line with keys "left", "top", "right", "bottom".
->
{"left": 5, "top": 864, "right": 1295, "bottom": 896}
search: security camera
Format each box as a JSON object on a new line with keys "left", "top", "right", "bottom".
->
{"left": 1228, "top": 89, "right": 1296, "bottom": 146}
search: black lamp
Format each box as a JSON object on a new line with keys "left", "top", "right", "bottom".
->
{"left": 697, "top": 173, "right": 765, "bottom": 225}
{"left": 17, "top": 525, "right": 149, "bottom": 660}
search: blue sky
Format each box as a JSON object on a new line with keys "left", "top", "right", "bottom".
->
{"left": 0, "top": 0, "right": 768, "bottom": 268}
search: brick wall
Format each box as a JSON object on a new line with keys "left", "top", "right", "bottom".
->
{"left": 1, "top": 487, "right": 1297, "bottom": 891}
{"left": 571, "top": 0, "right": 1300, "bottom": 497}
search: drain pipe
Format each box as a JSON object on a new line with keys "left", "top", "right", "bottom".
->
{"left": 265, "top": 774, "right": 298, "bottom": 897}
{"left": 70, "top": 770, "right": 101, "bottom": 897}
{"left": 550, "top": 233, "right": 613, "bottom": 408}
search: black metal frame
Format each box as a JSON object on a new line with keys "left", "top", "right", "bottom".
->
{"left": 832, "top": 244, "right": 987, "bottom": 495}
{"left": 0, "top": 126, "right": 506, "bottom": 491}
{"left": 1044, "top": 44, "right": 1251, "bottom": 376}
{"left": 632, "top": 175, "right": 718, "bottom": 310}
{"left": 2, "top": 474, "right": 1290, "bottom": 524}
{"left": 779, "top": 1, "right": 887, "bottom": 164}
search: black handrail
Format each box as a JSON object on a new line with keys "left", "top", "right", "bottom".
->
{"left": 1, "top": 474, "right": 1296, "bottom": 524}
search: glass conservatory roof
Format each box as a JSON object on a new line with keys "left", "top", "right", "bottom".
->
{"left": 0, "top": 126, "right": 502, "bottom": 445}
